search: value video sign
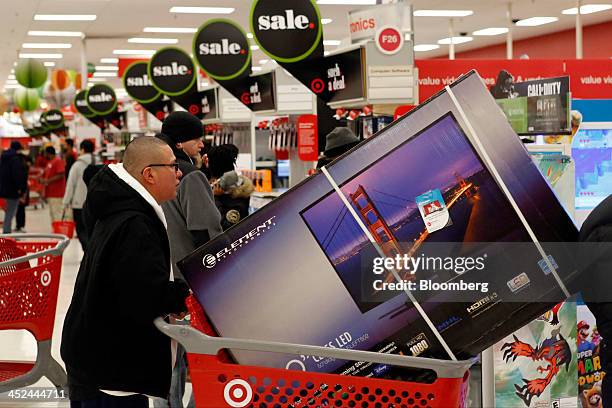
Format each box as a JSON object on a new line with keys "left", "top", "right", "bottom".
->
{"left": 193, "top": 19, "right": 251, "bottom": 81}
{"left": 250, "top": 0, "right": 323, "bottom": 63}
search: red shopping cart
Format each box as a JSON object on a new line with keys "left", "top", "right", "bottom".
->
{"left": 155, "top": 297, "right": 474, "bottom": 408}
{"left": 0, "top": 233, "right": 70, "bottom": 392}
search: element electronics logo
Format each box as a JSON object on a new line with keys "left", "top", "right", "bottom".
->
{"left": 203, "top": 216, "right": 276, "bottom": 268}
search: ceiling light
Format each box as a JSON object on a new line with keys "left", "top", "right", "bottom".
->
{"left": 250, "top": 45, "right": 260, "bottom": 51}
{"left": 317, "top": 0, "right": 376, "bottom": 4}
{"left": 22, "top": 43, "right": 72, "bottom": 49}
{"left": 113, "top": 49, "right": 156, "bottom": 56}
{"left": 473, "top": 27, "right": 509, "bottom": 36}
{"left": 128, "top": 37, "right": 178, "bottom": 44}
{"left": 6, "top": 80, "right": 17, "bottom": 85}
{"left": 323, "top": 40, "right": 341, "bottom": 46}
{"left": 93, "top": 72, "right": 117, "bottom": 77}
{"left": 259, "top": 59, "right": 269, "bottom": 65}
{"left": 562, "top": 4, "right": 612, "bottom": 14}
{"left": 28, "top": 30, "right": 83, "bottom": 37}
{"left": 4, "top": 85, "right": 19, "bottom": 89}
{"left": 88, "top": 78, "right": 105, "bottom": 83}
{"left": 414, "top": 44, "right": 441, "bottom": 51}
{"left": 100, "top": 58, "right": 119, "bottom": 63}
{"left": 95, "top": 65, "right": 119, "bottom": 71}
{"left": 7, "top": 75, "right": 15, "bottom": 80}
{"left": 247, "top": 33, "right": 254, "bottom": 39}
{"left": 170, "top": 7, "right": 234, "bottom": 14}
{"left": 252, "top": 67, "right": 262, "bottom": 72}
{"left": 414, "top": 10, "right": 474, "bottom": 17}
{"left": 19, "top": 53, "right": 63, "bottom": 59}
{"left": 437, "top": 36, "right": 473, "bottom": 45}
{"left": 321, "top": 18, "right": 333, "bottom": 24}
{"left": 44, "top": 61, "right": 56, "bottom": 67}
{"left": 10, "top": 69, "right": 14, "bottom": 73}
{"left": 34, "top": 14, "right": 96, "bottom": 21}
{"left": 144, "top": 27, "right": 197, "bottom": 33}
{"left": 515, "top": 17, "right": 558, "bottom": 26}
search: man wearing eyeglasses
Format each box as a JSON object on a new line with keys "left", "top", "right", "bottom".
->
{"left": 155, "top": 111, "right": 222, "bottom": 408}
{"left": 61, "top": 136, "right": 191, "bottom": 407}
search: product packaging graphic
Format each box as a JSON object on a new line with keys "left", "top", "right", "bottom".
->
{"left": 180, "top": 71, "right": 580, "bottom": 378}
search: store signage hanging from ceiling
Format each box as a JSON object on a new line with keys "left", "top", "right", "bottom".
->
{"left": 173, "top": 87, "right": 219, "bottom": 121}
{"left": 192, "top": 19, "right": 276, "bottom": 113}
{"left": 148, "top": 47, "right": 197, "bottom": 97}
{"left": 250, "top": 0, "right": 323, "bottom": 63}
{"left": 74, "top": 89, "right": 107, "bottom": 129}
{"left": 348, "top": 3, "right": 412, "bottom": 44}
{"left": 193, "top": 19, "right": 251, "bottom": 81}
{"left": 123, "top": 61, "right": 173, "bottom": 122}
{"left": 43, "top": 109, "right": 65, "bottom": 129}
{"left": 86, "top": 84, "right": 118, "bottom": 116}
{"left": 375, "top": 26, "right": 404, "bottom": 55}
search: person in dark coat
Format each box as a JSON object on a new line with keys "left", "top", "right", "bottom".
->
{"left": 207, "top": 144, "right": 254, "bottom": 230}
{"left": 579, "top": 195, "right": 612, "bottom": 407}
{"left": 315, "top": 127, "right": 360, "bottom": 169}
{"left": 0, "top": 141, "right": 28, "bottom": 233}
{"left": 60, "top": 136, "right": 190, "bottom": 407}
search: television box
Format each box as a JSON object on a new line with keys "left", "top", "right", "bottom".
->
{"left": 179, "top": 71, "right": 580, "bottom": 377}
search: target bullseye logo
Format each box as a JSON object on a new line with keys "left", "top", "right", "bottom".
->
{"left": 240, "top": 92, "right": 251, "bottom": 105}
{"left": 310, "top": 78, "right": 324, "bottom": 94}
{"left": 188, "top": 104, "right": 200, "bottom": 115}
{"left": 223, "top": 379, "right": 252, "bottom": 407}
{"left": 203, "top": 254, "right": 217, "bottom": 269}
{"left": 156, "top": 111, "right": 166, "bottom": 120}
{"left": 41, "top": 271, "right": 51, "bottom": 286}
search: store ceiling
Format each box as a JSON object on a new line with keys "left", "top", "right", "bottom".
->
{"left": 2, "top": 0, "right": 612, "bottom": 92}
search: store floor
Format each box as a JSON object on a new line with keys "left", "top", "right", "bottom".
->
{"left": 0, "top": 206, "right": 193, "bottom": 407}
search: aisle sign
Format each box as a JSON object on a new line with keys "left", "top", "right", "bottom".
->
{"left": 297, "top": 114, "right": 318, "bottom": 161}
{"left": 348, "top": 3, "right": 412, "bottom": 44}
{"left": 375, "top": 26, "right": 403, "bottom": 55}
{"left": 174, "top": 88, "right": 219, "bottom": 121}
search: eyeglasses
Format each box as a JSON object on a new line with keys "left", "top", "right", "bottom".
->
{"left": 142, "top": 163, "right": 180, "bottom": 173}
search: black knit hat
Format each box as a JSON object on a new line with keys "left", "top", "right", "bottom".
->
{"left": 160, "top": 111, "right": 203, "bottom": 143}
{"left": 324, "top": 127, "right": 359, "bottom": 158}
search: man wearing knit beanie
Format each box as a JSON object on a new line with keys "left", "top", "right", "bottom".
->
{"left": 155, "top": 111, "right": 222, "bottom": 408}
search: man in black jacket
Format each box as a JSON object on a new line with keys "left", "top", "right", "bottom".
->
{"left": 0, "top": 141, "right": 28, "bottom": 233}
{"left": 61, "top": 136, "right": 190, "bottom": 407}
{"left": 579, "top": 196, "right": 612, "bottom": 407}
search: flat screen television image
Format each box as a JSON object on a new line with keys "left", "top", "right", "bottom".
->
{"left": 572, "top": 123, "right": 612, "bottom": 210}
{"left": 300, "top": 113, "right": 535, "bottom": 313}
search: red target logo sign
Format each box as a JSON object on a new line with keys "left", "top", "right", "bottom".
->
{"left": 188, "top": 104, "right": 200, "bottom": 115}
{"left": 376, "top": 26, "right": 403, "bottom": 55}
{"left": 41, "top": 271, "right": 52, "bottom": 286}
{"left": 223, "top": 379, "right": 252, "bottom": 407}
{"left": 156, "top": 111, "right": 166, "bottom": 120}
{"left": 310, "top": 78, "right": 325, "bottom": 94}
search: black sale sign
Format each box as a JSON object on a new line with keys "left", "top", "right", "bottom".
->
{"left": 148, "top": 47, "right": 197, "bottom": 97}
{"left": 86, "top": 84, "right": 117, "bottom": 116}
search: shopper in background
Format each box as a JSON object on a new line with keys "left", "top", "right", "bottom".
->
{"left": 316, "top": 127, "right": 360, "bottom": 169}
{"left": 156, "top": 111, "right": 222, "bottom": 408}
{"left": 61, "top": 136, "right": 189, "bottom": 408}
{"left": 64, "top": 138, "right": 77, "bottom": 180}
{"left": 14, "top": 154, "right": 32, "bottom": 233}
{"left": 0, "top": 141, "right": 28, "bottom": 233}
{"left": 62, "top": 140, "right": 95, "bottom": 251}
{"left": 41, "top": 146, "right": 67, "bottom": 223}
{"left": 207, "top": 144, "right": 254, "bottom": 230}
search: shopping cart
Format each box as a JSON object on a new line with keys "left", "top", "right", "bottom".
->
{"left": 155, "top": 298, "right": 475, "bottom": 408}
{"left": 0, "top": 233, "right": 70, "bottom": 392}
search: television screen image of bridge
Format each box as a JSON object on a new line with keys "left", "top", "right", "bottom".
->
{"left": 301, "top": 114, "right": 533, "bottom": 313}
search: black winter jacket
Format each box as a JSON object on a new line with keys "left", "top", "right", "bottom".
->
{"left": 60, "top": 165, "right": 189, "bottom": 400}
{"left": 0, "top": 148, "right": 27, "bottom": 199}
{"left": 579, "top": 194, "right": 612, "bottom": 369}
